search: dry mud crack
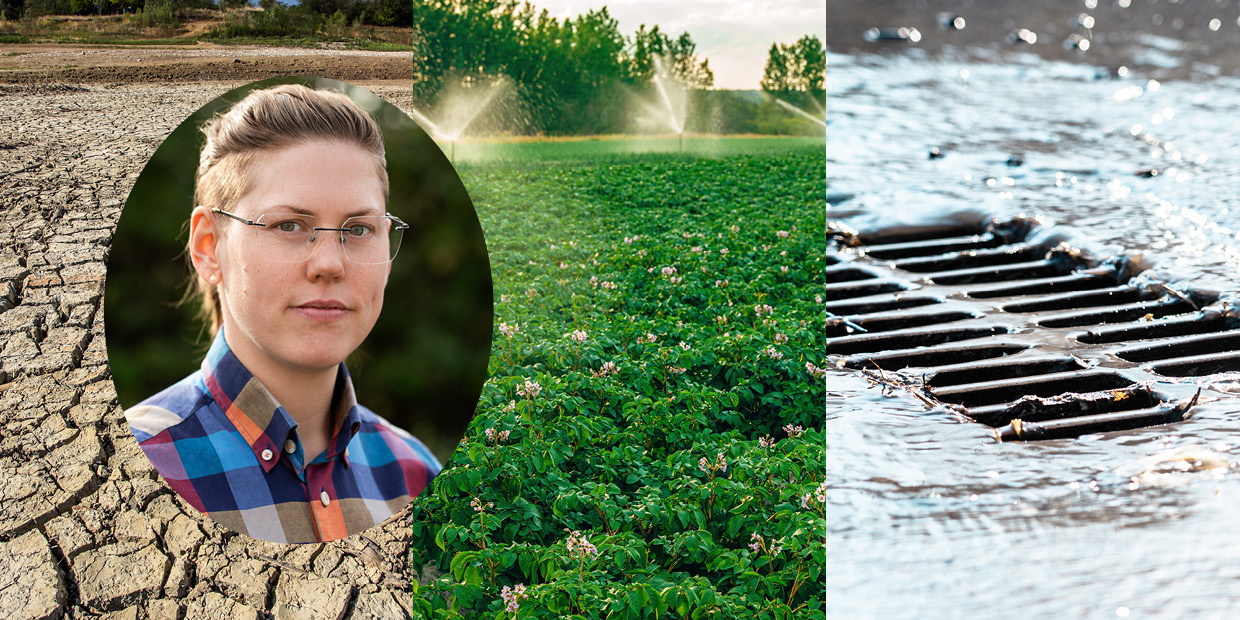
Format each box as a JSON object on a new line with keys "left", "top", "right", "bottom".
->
{"left": 0, "top": 69, "right": 432, "bottom": 619}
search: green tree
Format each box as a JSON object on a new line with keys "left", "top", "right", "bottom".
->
{"left": 761, "top": 34, "right": 825, "bottom": 107}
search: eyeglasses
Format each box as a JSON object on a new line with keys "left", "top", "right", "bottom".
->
{"left": 210, "top": 207, "right": 408, "bottom": 264}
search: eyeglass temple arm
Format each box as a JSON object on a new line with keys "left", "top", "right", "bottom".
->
{"left": 208, "top": 207, "right": 263, "bottom": 227}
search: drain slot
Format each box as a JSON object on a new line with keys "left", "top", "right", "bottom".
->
{"left": 825, "top": 267, "right": 885, "bottom": 284}
{"left": 838, "top": 309, "right": 980, "bottom": 335}
{"left": 965, "top": 268, "right": 1120, "bottom": 298}
{"left": 1036, "top": 297, "right": 1195, "bottom": 328}
{"left": 968, "top": 385, "right": 1159, "bottom": 427}
{"left": 828, "top": 325, "right": 1010, "bottom": 356}
{"left": 844, "top": 342, "right": 1029, "bottom": 371}
{"left": 931, "top": 370, "right": 1133, "bottom": 408}
{"left": 822, "top": 294, "right": 942, "bottom": 316}
{"left": 1151, "top": 351, "right": 1240, "bottom": 377}
{"left": 1115, "top": 329, "right": 1240, "bottom": 363}
{"left": 928, "top": 259, "right": 1074, "bottom": 285}
{"left": 895, "top": 245, "right": 1042, "bottom": 273}
{"left": 823, "top": 280, "right": 909, "bottom": 301}
{"left": 1003, "top": 286, "right": 1143, "bottom": 313}
{"left": 1077, "top": 314, "right": 1233, "bottom": 344}
{"left": 993, "top": 406, "right": 1184, "bottom": 442}
{"left": 862, "top": 231, "right": 1005, "bottom": 260}
{"left": 925, "top": 356, "right": 1087, "bottom": 388}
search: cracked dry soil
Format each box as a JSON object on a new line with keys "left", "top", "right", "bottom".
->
{"left": 0, "top": 55, "right": 440, "bottom": 619}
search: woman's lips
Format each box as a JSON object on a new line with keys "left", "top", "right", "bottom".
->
{"left": 291, "top": 300, "right": 349, "bottom": 321}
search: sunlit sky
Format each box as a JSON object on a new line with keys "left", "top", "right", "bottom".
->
{"left": 530, "top": 0, "right": 826, "bottom": 90}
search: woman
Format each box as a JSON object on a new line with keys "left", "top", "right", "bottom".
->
{"left": 124, "top": 84, "right": 440, "bottom": 544}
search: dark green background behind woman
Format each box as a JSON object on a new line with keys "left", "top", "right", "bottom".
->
{"left": 105, "top": 76, "right": 492, "bottom": 463}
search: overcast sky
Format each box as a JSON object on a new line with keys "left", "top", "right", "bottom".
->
{"left": 532, "top": 0, "right": 826, "bottom": 90}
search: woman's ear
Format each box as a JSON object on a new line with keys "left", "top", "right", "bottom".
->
{"left": 188, "top": 206, "right": 221, "bottom": 282}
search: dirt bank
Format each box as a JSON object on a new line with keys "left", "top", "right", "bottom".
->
{"left": 0, "top": 43, "right": 415, "bottom": 84}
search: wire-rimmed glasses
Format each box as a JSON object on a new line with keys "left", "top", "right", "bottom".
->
{"left": 210, "top": 207, "right": 408, "bottom": 264}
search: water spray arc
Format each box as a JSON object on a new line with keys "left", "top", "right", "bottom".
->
{"left": 770, "top": 96, "right": 827, "bottom": 128}
{"left": 651, "top": 56, "right": 688, "bottom": 152}
{"left": 408, "top": 78, "right": 513, "bottom": 162}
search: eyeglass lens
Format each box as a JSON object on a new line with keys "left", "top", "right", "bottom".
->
{"left": 248, "top": 214, "right": 403, "bottom": 264}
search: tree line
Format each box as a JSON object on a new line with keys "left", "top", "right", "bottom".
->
{"left": 2, "top": 0, "right": 825, "bottom": 135}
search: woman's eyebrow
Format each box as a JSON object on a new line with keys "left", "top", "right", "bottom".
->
{"left": 266, "top": 205, "right": 383, "bottom": 218}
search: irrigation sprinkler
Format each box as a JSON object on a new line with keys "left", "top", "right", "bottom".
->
{"left": 408, "top": 78, "right": 511, "bottom": 163}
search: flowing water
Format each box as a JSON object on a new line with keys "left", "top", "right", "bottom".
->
{"left": 828, "top": 10, "right": 1240, "bottom": 618}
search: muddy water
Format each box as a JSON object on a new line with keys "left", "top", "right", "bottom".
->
{"left": 827, "top": 24, "right": 1240, "bottom": 619}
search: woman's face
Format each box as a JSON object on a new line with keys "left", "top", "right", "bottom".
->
{"left": 210, "top": 140, "right": 391, "bottom": 375}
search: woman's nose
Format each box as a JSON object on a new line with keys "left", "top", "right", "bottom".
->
{"left": 305, "top": 231, "right": 347, "bottom": 279}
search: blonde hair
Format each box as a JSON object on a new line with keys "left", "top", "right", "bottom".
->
{"left": 189, "top": 83, "right": 389, "bottom": 336}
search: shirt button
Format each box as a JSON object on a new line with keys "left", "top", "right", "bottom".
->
{"left": 261, "top": 448, "right": 273, "bottom": 461}
{"left": 320, "top": 490, "right": 331, "bottom": 507}
{"left": 284, "top": 439, "right": 296, "bottom": 454}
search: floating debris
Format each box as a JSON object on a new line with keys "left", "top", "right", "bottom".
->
{"left": 929, "top": 147, "right": 945, "bottom": 160}
{"left": 1006, "top": 154, "right": 1024, "bottom": 167}
{"left": 1135, "top": 167, "right": 1160, "bottom": 178}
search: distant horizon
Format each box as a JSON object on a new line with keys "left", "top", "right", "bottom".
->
{"left": 276, "top": 0, "right": 824, "bottom": 90}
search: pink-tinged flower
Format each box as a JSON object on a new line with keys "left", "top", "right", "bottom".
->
{"left": 670, "top": 276, "right": 682, "bottom": 285}
{"left": 777, "top": 230, "right": 790, "bottom": 238}
{"left": 815, "top": 481, "right": 827, "bottom": 503}
{"left": 501, "top": 584, "right": 529, "bottom": 613}
{"left": 525, "top": 288, "right": 537, "bottom": 298}
{"left": 759, "top": 435, "right": 776, "bottom": 449}
{"left": 698, "top": 457, "right": 710, "bottom": 473}
{"left": 666, "top": 365, "right": 687, "bottom": 374}
{"left": 566, "top": 530, "right": 598, "bottom": 559}
{"left": 499, "top": 430, "right": 511, "bottom": 442}
{"left": 806, "top": 362, "right": 828, "bottom": 379}
{"left": 679, "top": 341, "right": 691, "bottom": 351}
{"left": 601, "top": 281, "right": 617, "bottom": 290}
{"left": 720, "top": 248, "right": 730, "bottom": 256}
{"left": 783, "top": 424, "right": 804, "bottom": 438}
{"left": 638, "top": 333, "right": 657, "bottom": 344}
{"left": 569, "top": 240, "right": 577, "bottom": 247}
{"left": 774, "top": 333, "right": 788, "bottom": 344}
{"left": 591, "top": 361, "right": 619, "bottom": 378}
{"left": 771, "top": 544, "right": 783, "bottom": 556}
{"left": 517, "top": 379, "right": 542, "bottom": 398}
{"left": 715, "top": 315, "right": 727, "bottom": 324}
{"left": 780, "top": 265, "right": 789, "bottom": 275}
{"left": 754, "top": 304, "right": 774, "bottom": 316}
{"left": 762, "top": 345, "right": 784, "bottom": 360}
{"left": 502, "top": 400, "right": 516, "bottom": 412}
{"left": 471, "top": 497, "right": 493, "bottom": 512}
{"left": 485, "top": 428, "right": 496, "bottom": 442}
{"left": 589, "top": 275, "right": 598, "bottom": 286}
{"left": 691, "top": 246, "right": 702, "bottom": 252}
{"left": 624, "top": 236, "right": 633, "bottom": 244}
{"left": 661, "top": 266, "right": 677, "bottom": 276}
{"left": 500, "top": 294, "right": 509, "bottom": 303}
{"left": 762, "top": 244, "right": 770, "bottom": 251}
{"left": 780, "top": 250, "right": 787, "bottom": 257}
{"left": 728, "top": 224, "right": 739, "bottom": 233}
{"left": 748, "top": 532, "right": 763, "bottom": 553}
{"left": 637, "top": 249, "right": 647, "bottom": 256}
{"left": 499, "top": 322, "right": 520, "bottom": 337}
{"left": 559, "top": 262, "right": 568, "bottom": 269}
{"left": 569, "top": 330, "right": 588, "bottom": 343}
{"left": 815, "top": 294, "right": 823, "bottom": 303}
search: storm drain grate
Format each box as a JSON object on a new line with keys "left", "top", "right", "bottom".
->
{"left": 826, "top": 214, "right": 1228, "bottom": 441}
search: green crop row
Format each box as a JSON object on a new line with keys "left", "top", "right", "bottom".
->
{"left": 406, "top": 139, "right": 825, "bottom": 618}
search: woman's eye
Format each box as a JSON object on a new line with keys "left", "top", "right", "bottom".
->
{"left": 274, "top": 221, "right": 302, "bottom": 233}
{"left": 346, "top": 224, "right": 372, "bottom": 237}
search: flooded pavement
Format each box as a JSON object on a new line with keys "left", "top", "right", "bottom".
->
{"left": 828, "top": 2, "right": 1240, "bottom": 616}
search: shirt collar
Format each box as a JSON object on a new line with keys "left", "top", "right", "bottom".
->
{"left": 201, "top": 329, "right": 362, "bottom": 472}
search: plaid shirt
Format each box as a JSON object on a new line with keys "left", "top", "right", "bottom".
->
{"left": 125, "top": 330, "right": 440, "bottom": 543}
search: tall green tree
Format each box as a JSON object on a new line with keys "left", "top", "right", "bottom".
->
{"left": 761, "top": 34, "right": 825, "bottom": 107}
